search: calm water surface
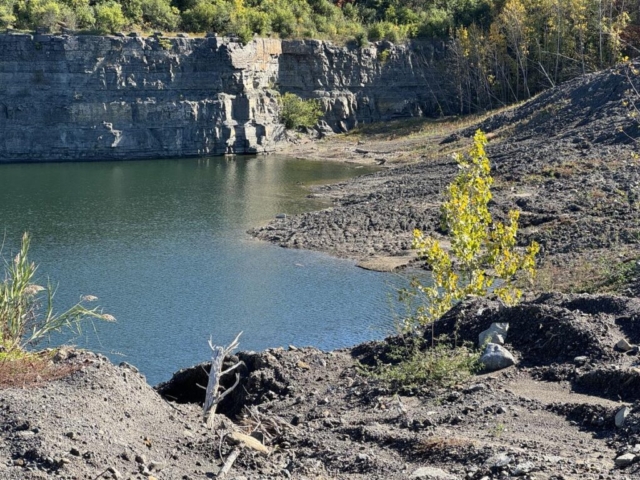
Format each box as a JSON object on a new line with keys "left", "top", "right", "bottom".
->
{"left": 0, "top": 156, "right": 405, "bottom": 384}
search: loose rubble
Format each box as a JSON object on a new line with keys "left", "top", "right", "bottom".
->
{"left": 0, "top": 293, "right": 639, "bottom": 478}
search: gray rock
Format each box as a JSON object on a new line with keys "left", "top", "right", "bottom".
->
{"left": 616, "top": 338, "right": 634, "bottom": 352}
{"left": 148, "top": 460, "right": 166, "bottom": 471}
{"left": 479, "top": 322, "right": 509, "bottom": 346}
{"left": 615, "top": 452, "right": 636, "bottom": 467}
{"left": 513, "top": 462, "right": 535, "bottom": 476}
{"left": 479, "top": 344, "right": 516, "bottom": 372}
{"left": 409, "top": 466, "right": 459, "bottom": 479}
{"left": 616, "top": 406, "right": 631, "bottom": 428}
{"left": 574, "top": 356, "right": 589, "bottom": 365}
{"left": 485, "top": 453, "right": 512, "bottom": 469}
{"left": 0, "top": 36, "right": 452, "bottom": 163}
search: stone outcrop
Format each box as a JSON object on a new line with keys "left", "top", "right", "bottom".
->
{"left": 0, "top": 34, "right": 450, "bottom": 162}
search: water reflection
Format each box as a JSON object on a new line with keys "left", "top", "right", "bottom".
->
{"left": 0, "top": 156, "right": 404, "bottom": 384}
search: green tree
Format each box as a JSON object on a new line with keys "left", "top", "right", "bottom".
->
{"left": 94, "top": 1, "right": 126, "bottom": 33}
{"left": 408, "top": 130, "right": 539, "bottom": 332}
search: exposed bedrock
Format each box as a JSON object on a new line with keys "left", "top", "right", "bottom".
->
{"left": 0, "top": 34, "right": 449, "bottom": 162}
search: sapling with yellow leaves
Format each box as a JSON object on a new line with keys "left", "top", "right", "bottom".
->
{"left": 408, "top": 130, "right": 539, "bottom": 333}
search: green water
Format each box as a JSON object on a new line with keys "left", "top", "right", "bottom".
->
{"left": 0, "top": 156, "right": 403, "bottom": 384}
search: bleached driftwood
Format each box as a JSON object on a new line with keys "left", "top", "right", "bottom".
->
{"left": 203, "top": 331, "right": 244, "bottom": 428}
{"left": 219, "top": 447, "right": 240, "bottom": 478}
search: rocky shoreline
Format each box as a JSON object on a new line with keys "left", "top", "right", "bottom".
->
{"left": 251, "top": 60, "right": 640, "bottom": 280}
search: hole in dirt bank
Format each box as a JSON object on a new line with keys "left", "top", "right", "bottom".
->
{"left": 155, "top": 351, "right": 291, "bottom": 418}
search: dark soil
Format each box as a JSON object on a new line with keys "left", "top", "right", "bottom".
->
{"left": 3, "top": 293, "right": 640, "bottom": 478}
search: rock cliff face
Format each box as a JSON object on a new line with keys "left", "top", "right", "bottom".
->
{"left": 0, "top": 34, "right": 448, "bottom": 162}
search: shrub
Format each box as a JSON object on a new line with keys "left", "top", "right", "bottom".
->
{"left": 279, "top": 92, "right": 322, "bottom": 130}
{"left": 181, "top": 1, "right": 231, "bottom": 33}
{"left": 140, "top": 0, "right": 179, "bottom": 30}
{"left": 409, "top": 130, "right": 540, "bottom": 333}
{"left": 0, "top": 233, "right": 115, "bottom": 354}
{"left": 354, "top": 31, "right": 368, "bottom": 48}
{"left": 0, "top": 4, "right": 16, "bottom": 27}
{"left": 368, "top": 130, "right": 537, "bottom": 389}
{"left": 368, "top": 336, "right": 480, "bottom": 389}
{"left": 94, "top": 1, "right": 126, "bottom": 33}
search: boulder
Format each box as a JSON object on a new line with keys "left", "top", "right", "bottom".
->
{"left": 479, "top": 344, "right": 516, "bottom": 372}
{"left": 478, "top": 322, "right": 509, "bottom": 346}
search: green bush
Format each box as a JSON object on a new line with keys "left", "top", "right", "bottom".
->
{"left": 94, "top": 1, "right": 126, "bottom": 33}
{"left": 365, "top": 336, "right": 480, "bottom": 389}
{"left": 0, "top": 4, "right": 16, "bottom": 27}
{"left": 140, "top": 0, "right": 179, "bottom": 30}
{"left": 279, "top": 92, "right": 323, "bottom": 130}
{"left": 354, "top": 31, "right": 368, "bottom": 48}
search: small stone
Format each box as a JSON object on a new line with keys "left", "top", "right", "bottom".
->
{"left": 615, "top": 453, "right": 636, "bottom": 467}
{"left": 135, "top": 454, "right": 147, "bottom": 464}
{"left": 356, "top": 453, "right": 369, "bottom": 462}
{"left": 12, "top": 459, "right": 24, "bottom": 467}
{"left": 70, "top": 448, "right": 80, "bottom": 457}
{"left": 288, "top": 345, "right": 298, "bottom": 351}
{"left": 465, "top": 383, "right": 487, "bottom": 393}
{"left": 616, "top": 339, "right": 633, "bottom": 352}
{"left": 479, "top": 323, "right": 509, "bottom": 347}
{"left": 296, "top": 360, "right": 310, "bottom": 369}
{"left": 148, "top": 461, "right": 166, "bottom": 471}
{"left": 574, "top": 356, "right": 588, "bottom": 365}
{"left": 107, "top": 467, "right": 122, "bottom": 479}
{"left": 616, "top": 406, "right": 631, "bottom": 428}
{"left": 119, "top": 362, "right": 139, "bottom": 373}
{"left": 480, "top": 344, "right": 516, "bottom": 372}
{"left": 409, "top": 466, "right": 458, "bottom": 479}
{"left": 513, "top": 462, "right": 535, "bottom": 476}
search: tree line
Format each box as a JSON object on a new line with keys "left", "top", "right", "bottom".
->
{"left": 0, "top": 0, "right": 636, "bottom": 110}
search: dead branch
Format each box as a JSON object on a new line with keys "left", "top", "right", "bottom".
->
{"left": 203, "top": 331, "right": 244, "bottom": 428}
{"left": 219, "top": 447, "right": 240, "bottom": 478}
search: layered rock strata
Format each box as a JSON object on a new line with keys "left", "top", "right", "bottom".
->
{"left": 0, "top": 34, "right": 448, "bottom": 162}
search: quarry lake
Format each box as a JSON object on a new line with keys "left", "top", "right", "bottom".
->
{"left": 0, "top": 156, "right": 407, "bottom": 384}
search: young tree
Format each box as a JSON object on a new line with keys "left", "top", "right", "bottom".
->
{"left": 408, "top": 130, "right": 540, "bottom": 333}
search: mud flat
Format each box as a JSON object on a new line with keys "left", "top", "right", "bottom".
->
{"left": 251, "top": 60, "right": 640, "bottom": 287}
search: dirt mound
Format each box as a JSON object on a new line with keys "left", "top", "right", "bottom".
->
{"left": 3, "top": 313, "right": 640, "bottom": 479}
{"left": 433, "top": 293, "right": 640, "bottom": 367}
{"left": 468, "top": 61, "right": 640, "bottom": 147}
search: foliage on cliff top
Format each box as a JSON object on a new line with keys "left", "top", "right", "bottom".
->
{"left": 1, "top": 0, "right": 637, "bottom": 111}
